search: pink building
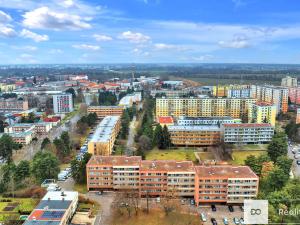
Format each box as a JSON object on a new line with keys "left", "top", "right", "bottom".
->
{"left": 289, "top": 87, "right": 300, "bottom": 105}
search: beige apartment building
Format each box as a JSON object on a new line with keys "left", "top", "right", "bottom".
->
{"left": 86, "top": 156, "right": 259, "bottom": 205}
{"left": 88, "top": 116, "right": 121, "bottom": 156}
{"left": 87, "top": 105, "right": 124, "bottom": 118}
{"left": 0, "top": 98, "right": 29, "bottom": 111}
{"left": 156, "top": 97, "right": 256, "bottom": 119}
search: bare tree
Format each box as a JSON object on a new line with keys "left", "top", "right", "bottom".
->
{"left": 161, "top": 187, "right": 180, "bottom": 216}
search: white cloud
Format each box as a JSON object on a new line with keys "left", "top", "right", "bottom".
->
{"left": 72, "top": 44, "right": 100, "bottom": 51}
{"left": 93, "top": 34, "right": 113, "bottom": 41}
{"left": 218, "top": 36, "right": 250, "bottom": 48}
{"left": 0, "top": 25, "right": 17, "bottom": 37}
{"left": 18, "top": 53, "right": 38, "bottom": 63}
{"left": 154, "top": 43, "right": 188, "bottom": 51}
{"left": 59, "top": 0, "right": 75, "bottom": 8}
{"left": 12, "top": 45, "right": 37, "bottom": 51}
{"left": 119, "top": 31, "right": 151, "bottom": 43}
{"left": 49, "top": 49, "right": 63, "bottom": 54}
{"left": 191, "top": 55, "right": 214, "bottom": 61}
{"left": 0, "top": 10, "right": 12, "bottom": 23}
{"left": 22, "top": 7, "right": 91, "bottom": 30}
{"left": 20, "top": 29, "right": 49, "bottom": 42}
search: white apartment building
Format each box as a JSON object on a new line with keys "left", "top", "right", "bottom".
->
{"left": 53, "top": 94, "right": 74, "bottom": 114}
{"left": 177, "top": 116, "right": 241, "bottom": 126}
{"left": 281, "top": 76, "right": 297, "bottom": 87}
{"left": 221, "top": 123, "right": 274, "bottom": 144}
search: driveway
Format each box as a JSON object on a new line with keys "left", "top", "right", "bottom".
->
{"left": 287, "top": 141, "right": 300, "bottom": 177}
{"left": 126, "top": 116, "right": 137, "bottom": 156}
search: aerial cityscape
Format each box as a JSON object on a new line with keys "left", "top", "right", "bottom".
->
{"left": 0, "top": 0, "right": 300, "bottom": 225}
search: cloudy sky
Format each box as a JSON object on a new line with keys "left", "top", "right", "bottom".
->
{"left": 0, "top": 0, "right": 300, "bottom": 64}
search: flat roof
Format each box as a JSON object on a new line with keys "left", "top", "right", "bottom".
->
{"left": 42, "top": 191, "right": 78, "bottom": 202}
{"left": 36, "top": 200, "right": 72, "bottom": 210}
{"left": 195, "top": 165, "right": 258, "bottom": 179}
{"left": 24, "top": 221, "right": 61, "bottom": 225}
{"left": 10, "top": 123, "right": 34, "bottom": 127}
{"left": 87, "top": 155, "right": 142, "bottom": 166}
{"left": 88, "top": 105, "right": 124, "bottom": 109}
{"left": 158, "top": 116, "right": 174, "bottom": 124}
{"left": 222, "top": 123, "right": 272, "bottom": 128}
{"left": 90, "top": 116, "right": 120, "bottom": 142}
{"left": 168, "top": 125, "right": 221, "bottom": 132}
{"left": 141, "top": 160, "right": 194, "bottom": 172}
{"left": 255, "top": 102, "right": 275, "bottom": 107}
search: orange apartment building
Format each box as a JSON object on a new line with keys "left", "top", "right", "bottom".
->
{"left": 168, "top": 125, "right": 221, "bottom": 146}
{"left": 87, "top": 106, "right": 124, "bottom": 118}
{"left": 86, "top": 156, "right": 259, "bottom": 205}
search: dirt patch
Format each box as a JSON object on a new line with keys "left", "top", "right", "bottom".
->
{"left": 3, "top": 203, "right": 19, "bottom": 212}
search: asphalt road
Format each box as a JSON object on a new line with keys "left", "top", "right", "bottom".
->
{"left": 125, "top": 116, "right": 137, "bottom": 156}
{"left": 287, "top": 141, "right": 300, "bottom": 177}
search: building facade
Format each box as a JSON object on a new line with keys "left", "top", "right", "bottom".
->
{"left": 251, "top": 85, "right": 288, "bottom": 114}
{"left": 53, "top": 94, "right": 74, "bottom": 114}
{"left": 87, "top": 106, "right": 124, "bottom": 118}
{"left": 221, "top": 123, "right": 274, "bottom": 144}
{"left": 212, "top": 85, "right": 251, "bottom": 98}
{"left": 0, "top": 98, "right": 29, "bottom": 111}
{"left": 88, "top": 116, "right": 121, "bottom": 156}
{"left": 156, "top": 97, "right": 256, "bottom": 119}
{"left": 176, "top": 116, "right": 241, "bottom": 126}
{"left": 248, "top": 102, "right": 277, "bottom": 126}
{"left": 168, "top": 125, "right": 221, "bottom": 146}
{"left": 86, "top": 156, "right": 259, "bottom": 205}
{"left": 288, "top": 87, "right": 300, "bottom": 105}
{"left": 296, "top": 108, "right": 300, "bottom": 124}
{"left": 281, "top": 76, "right": 297, "bottom": 87}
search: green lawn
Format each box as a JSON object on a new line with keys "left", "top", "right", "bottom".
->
{"left": 230, "top": 150, "right": 266, "bottom": 165}
{"left": 74, "top": 183, "right": 88, "bottom": 194}
{"left": 145, "top": 149, "right": 197, "bottom": 162}
{"left": 0, "top": 198, "right": 39, "bottom": 222}
{"left": 196, "top": 152, "right": 215, "bottom": 161}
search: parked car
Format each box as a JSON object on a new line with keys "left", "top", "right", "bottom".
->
{"left": 228, "top": 205, "right": 234, "bottom": 212}
{"left": 200, "top": 213, "right": 207, "bottom": 222}
{"left": 156, "top": 197, "right": 160, "bottom": 203}
{"left": 211, "top": 205, "right": 217, "bottom": 212}
{"left": 223, "top": 217, "right": 229, "bottom": 225}
{"left": 211, "top": 218, "right": 217, "bottom": 225}
{"left": 47, "top": 183, "right": 61, "bottom": 192}
{"left": 233, "top": 217, "right": 240, "bottom": 225}
{"left": 297, "top": 160, "right": 300, "bottom": 165}
{"left": 240, "top": 218, "right": 245, "bottom": 225}
{"left": 190, "top": 199, "right": 195, "bottom": 205}
{"left": 240, "top": 205, "right": 244, "bottom": 212}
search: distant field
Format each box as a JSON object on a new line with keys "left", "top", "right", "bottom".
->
{"left": 145, "top": 149, "right": 197, "bottom": 162}
{"left": 230, "top": 150, "right": 266, "bottom": 165}
{"left": 188, "top": 77, "right": 280, "bottom": 86}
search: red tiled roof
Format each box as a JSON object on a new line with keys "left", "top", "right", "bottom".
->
{"left": 158, "top": 116, "right": 174, "bottom": 124}
{"left": 223, "top": 123, "right": 272, "bottom": 128}
{"left": 44, "top": 117, "right": 60, "bottom": 122}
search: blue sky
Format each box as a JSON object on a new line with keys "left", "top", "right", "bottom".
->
{"left": 0, "top": 0, "right": 300, "bottom": 64}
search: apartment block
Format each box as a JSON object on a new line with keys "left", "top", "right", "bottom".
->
{"left": 0, "top": 83, "right": 16, "bottom": 92}
{"left": 168, "top": 125, "right": 221, "bottom": 146}
{"left": 194, "top": 166, "right": 258, "bottom": 204}
{"left": 221, "top": 123, "right": 274, "bottom": 144}
{"left": 176, "top": 116, "right": 241, "bottom": 126}
{"left": 248, "top": 102, "right": 277, "bottom": 126}
{"left": 251, "top": 85, "right": 288, "bottom": 114}
{"left": 150, "top": 89, "right": 192, "bottom": 98}
{"left": 212, "top": 85, "right": 251, "bottom": 98}
{"left": 53, "top": 94, "right": 74, "bottom": 114}
{"left": 5, "top": 122, "right": 53, "bottom": 135}
{"left": 288, "top": 87, "right": 300, "bottom": 105}
{"left": 156, "top": 97, "right": 256, "bottom": 119}
{"left": 119, "top": 92, "right": 142, "bottom": 108}
{"left": 0, "top": 98, "right": 29, "bottom": 111}
{"left": 86, "top": 156, "right": 259, "bottom": 204}
{"left": 296, "top": 108, "right": 300, "bottom": 124}
{"left": 87, "top": 105, "right": 124, "bottom": 118}
{"left": 88, "top": 116, "right": 121, "bottom": 156}
{"left": 281, "top": 76, "right": 297, "bottom": 87}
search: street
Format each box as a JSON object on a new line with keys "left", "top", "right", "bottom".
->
{"left": 287, "top": 141, "right": 300, "bottom": 177}
{"left": 125, "top": 115, "right": 137, "bottom": 156}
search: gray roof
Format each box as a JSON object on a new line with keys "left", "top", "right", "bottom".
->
{"left": 36, "top": 200, "right": 72, "bottom": 210}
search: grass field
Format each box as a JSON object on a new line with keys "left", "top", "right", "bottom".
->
{"left": 230, "top": 150, "right": 266, "bottom": 165}
{"left": 110, "top": 209, "right": 201, "bottom": 225}
{"left": 232, "top": 144, "right": 268, "bottom": 151}
{"left": 0, "top": 198, "right": 39, "bottom": 221}
{"left": 74, "top": 183, "right": 88, "bottom": 194}
{"left": 145, "top": 149, "right": 198, "bottom": 162}
{"left": 196, "top": 152, "right": 215, "bottom": 161}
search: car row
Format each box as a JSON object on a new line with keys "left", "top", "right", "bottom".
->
{"left": 208, "top": 217, "right": 244, "bottom": 225}
{"left": 57, "top": 167, "right": 71, "bottom": 181}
